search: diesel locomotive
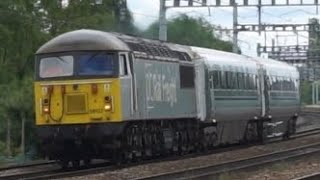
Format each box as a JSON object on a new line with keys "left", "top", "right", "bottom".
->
{"left": 34, "top": 30, "right": 300, "bottom": 167}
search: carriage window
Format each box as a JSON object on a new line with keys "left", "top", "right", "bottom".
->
{"left": 273, "top": 76, "right": 282, "bottom": 90}
{"left": 180, "top": 65, "right": 195, "bottom": 88}
{"left": 237, "top": 72, "right": 244, "bottom": 89}
{"left": 243, "top": 73, "right": 247, "bottom": 89}
{"left": 253, "top": 75, "right": 257, "bottom": 89}
{"left": 225, "top": 72, "right": 229, "bottom": 89}
{"left": 245, "top": 74, "right": 250, "bottom": 89}
{"left": 209, "top": 73, "right": 214, "bottom": 89}
{"left": 232, "top": 72, "right": 238, "bottom": 89}
{"left": 78, "top": 53, "right": 115, "bottom": 76}
{"left": 293, "top": 79, "right": 296, "bottom": 91}
{"left": 39, "top": 56, "right": 73, "bottom": 78}
{"left": 214, "top": 71, "right": 221, "bottom": 89}
{"left": 221, "top": 71, "right": 227, "bottom": 89}
{"left": 226, "top": 71, "right": 233, "bottom": 89}
{"left": 271, "top": 76, "right": 276, "bottom": 90}
{"left": 248, "top": 74, "right": 255, "bottom": 89}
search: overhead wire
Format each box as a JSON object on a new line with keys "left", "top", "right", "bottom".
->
{"left": 260, "top": 9, "right": 313, "bottom": 45}
{"left": 130, "top": 11, "right": 158, "bottom": 19}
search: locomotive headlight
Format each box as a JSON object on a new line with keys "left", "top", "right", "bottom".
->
{"left": 42, "top": 87, "right": 48, "bottom": 96}
{"left": 104, "top": 104, "right": 112, "bottom": 111}
{"left": 104, "top": 96, "right": 113, "bottom": 111}
{"left": 43, "top": 106, "right": 50, "bottom": 113}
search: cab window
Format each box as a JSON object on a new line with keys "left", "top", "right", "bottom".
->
{"left": 119, "top": 54, "right": 128, "bottom": 76}
{"left": 78, "top": 53, "right": 115, "bottom": 76}
{"left": 39, "top": 56, "right": 73, "bottom": 78}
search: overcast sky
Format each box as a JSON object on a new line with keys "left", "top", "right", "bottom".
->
{"left": 127, "top": 0, "right": 320, "bottom": 57}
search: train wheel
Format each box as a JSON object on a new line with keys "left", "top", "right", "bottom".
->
{"left": 124, "top": 124, "right": 143, "bottom": 162}
{"left": 59, "top": 160, "right": 69, "bottom": 169}
{"left": 150, "top": 124, "right": 158, "bottom": 156}
{"left": 211, "top": 131, "right": 218, "bottom": 147}
{"left": 142, "top": 124, "right": 152, "bottom": 159}
{"left": 244, "top": 121, "right": 258, "bottom": 143}
{"left": 257, "top": 121, "right": 269, "bottom": 144}
{"left": 179, "top": 123, "right": 187, "bottom": 155}
{"left": 72, "top": 160, "right": 80, "bottom": 169}
{"left": 199, "top": 130, "right": 208, "bottom": 152}
{"left": 83, "top": 159, "right": 91, "bottom": 167}
{"left": 283, "top": 117, "right": 297, "bottom": 139}
{"left": 124, "top": 127, "right": 133, "bottom": 163}
{"left": 133, "top": 125, "right": 143, "bottom": 161}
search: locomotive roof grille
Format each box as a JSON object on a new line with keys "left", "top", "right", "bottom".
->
{"left": 175, "top": 51, "right": 191, "bottom": 61}
{"left": 125, "top": 41, "right": 191, "bottom": 62}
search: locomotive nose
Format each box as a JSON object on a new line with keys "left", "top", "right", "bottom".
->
{"left": 35, "top": 79, "right": 121, "bottom": 125}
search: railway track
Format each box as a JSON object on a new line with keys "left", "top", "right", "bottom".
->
{"left": 1, "top": 128, "right": 320, "bottom": 180}
{"left": 134, "top": 142, "right": 320, "bottom": 180}
{"left": 0, "top": 162, "right": 113, "bottom": 180}
{"left": 294, "top": 172, "right": 320, "bottom": 180}
{"left": 293, "top": 127, "right": 320, "bottom": 139}
{"left": 0, "top": 160, "right": 55, "bottom": 172}
{"left": 0, "top": 161, "right": 59, "bottom": 180}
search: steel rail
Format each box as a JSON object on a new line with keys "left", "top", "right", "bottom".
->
{"left": 134, "top": 142, "right": 320, "bottom": 180}
{"left": 293, "top": 172, "right": 320, "bottom": 180}
{"left": 22, "top": 163, "right": 115, "bottom": 180}
{"left": 293, "top": 128, "right": 320, "bottom": 139}
{"left": 0, "top": 163, "right": 114, "bottom": 180}
{"left": 0, "top": 160, "right": 55, "bottom": 172}
{"left": 0, "top": 169, "right": 61, "bottom": 180}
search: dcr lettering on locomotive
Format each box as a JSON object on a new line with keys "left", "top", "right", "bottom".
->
{"left": 145, "top": 63, "right": 177, "bottom": 107}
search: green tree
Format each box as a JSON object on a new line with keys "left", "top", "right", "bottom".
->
{"left": 39, "top": 0, "right": 136, "bottom": 36}
{"left": 0, "top": 0, "right": 45, "bottom": 158}
{"left": 300, "top": 81, "right": 312, "bottom": 105}
{"left": 144, "top": 14, "right": 237, "bottom": 53}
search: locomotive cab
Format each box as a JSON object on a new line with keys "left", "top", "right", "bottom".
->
{"left": 34, "top": 51, "right": 132, "bottom": 125}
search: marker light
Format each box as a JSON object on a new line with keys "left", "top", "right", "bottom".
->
{"left": 91, "top": 84, "right": 98, "bottom": 94}
{"left": 105, "top": 96, "right": 111, "bottom": 103}
{"left": 48, "top": 85, "right": 53, "bottom": 94}
{"left": 104, "top": 104, "right": 112, "bottom": 111}
{"left": 43, "top": 107, "right": 49, "bottom": 113}
{"left": 43, "top": 98, "right": 49, "bottom": 105}
{"left": 61, "top": 85, "right": 66, "bottom": 94}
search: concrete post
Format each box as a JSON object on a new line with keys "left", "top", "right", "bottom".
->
{"left": 159, "top": 0, "right": 167, "bottom": 41}
{"left": 232, "top": 3, "right": 238, "bottom": 53}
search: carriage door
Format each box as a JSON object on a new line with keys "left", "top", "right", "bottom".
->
{"left": 258, "top": 65, "right": 270, "bottom": 117}
{"left": 195, "top": 59, "right": 207, "bottom": 121}
{"left": 119, "top": 53, "right": 135, "bottom": 118}
{"left": 263, "top": 70, "right": 270, "bottom": 116}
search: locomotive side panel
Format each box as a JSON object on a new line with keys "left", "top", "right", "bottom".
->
{"left": 130, "top": 58, "right": 197, "bottom": 120}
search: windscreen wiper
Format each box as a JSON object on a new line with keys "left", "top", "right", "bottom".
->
{"left": 85, "top": 52, "right": 106, "bottom": 64}
{"left": 54, "top": 56, "right": 67, "bottom": 63}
